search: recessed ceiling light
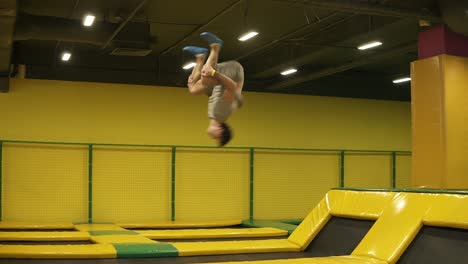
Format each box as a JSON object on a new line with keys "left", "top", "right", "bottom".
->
{"left": 357, "top": 41, "right": 383, "bottom": 50}
{"left": 393, "top": 77, "right": 411, "bottom": 83}
{"left": 281, "top": 68, "right": 297, "bottom": 76}
{"left": 182, "top": 62, "right": 196, "bottom": 70}
{"left": 61, "top": 52, "right": 71, "bottom": 61}
{"left": 83, "top": 14, "right": 95, "bottom": 27}
{"left": 238, "top": 31, "right": 259, "bottom": 41}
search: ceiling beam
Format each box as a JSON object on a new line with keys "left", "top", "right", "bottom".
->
{"left": 101, "top": 0, "right": 147, "bottom": 49}
{"left": 251, "top": 17, "right": 416, "bottom": 79}
{"left": 274, "top": 0, "right": 442, "bottom": 22}
{"left": 266, "top": 42, "right": 416, "bottom": 90}
{"left": 159, "top": 0, "right": 243, "bottom": 56}
{"left": 234, "top": 12, "right": 356, "bottom": 61}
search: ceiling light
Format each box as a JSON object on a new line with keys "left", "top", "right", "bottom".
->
{"left": 182, "top": 62, "right": 196, "bottom": 70}
{"left": 83, "top": 14, "right": 95, "bottom": 27}
{"left": 238, "top": 31, "right": 259, "bottom": 41}
{"left": 61, "top": 52, "right": 71, "bottom": 61}
{"left": 393, "top": 77, "right": 411, "bottom": 83}
{"left": 281, "top": 68, "right": 297, "bottom": 76}
{"left": 357, "top": 41, "right": 382, "bottom": 50}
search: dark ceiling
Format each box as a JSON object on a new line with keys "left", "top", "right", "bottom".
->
{"left": 1, "top": 0, "right": 457, "bottom": 101}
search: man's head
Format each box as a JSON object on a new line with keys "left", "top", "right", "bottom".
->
{"left": 207, "top": 121, "right": 232, "bottom": 146}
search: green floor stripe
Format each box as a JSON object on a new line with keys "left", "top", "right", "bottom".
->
{"left": 89, "top": 230, "right": 138, "bottom": 236}
{"left": 242, "top": 220, "right": 297, "bottom": 235}
{"left": 114, "top": 243, "right": 179, "bottom": 258}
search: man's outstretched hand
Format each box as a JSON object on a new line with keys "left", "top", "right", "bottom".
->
{"left": 201, "top": 64, "right": 215, "bottom": 78}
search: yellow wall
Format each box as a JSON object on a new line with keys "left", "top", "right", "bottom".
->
{"left": 0, "top": 79, "right": 410, "bottom": 150}
{"left": 0, "top": 79, "right": 412, "bottom": 221}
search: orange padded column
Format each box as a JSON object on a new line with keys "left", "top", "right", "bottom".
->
{"left": 411, "top": 55, "right": 468, "bottom": 189}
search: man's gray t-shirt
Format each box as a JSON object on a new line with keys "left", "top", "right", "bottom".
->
{"left": 208, "top": 61, "right": 244, "bottom": 122}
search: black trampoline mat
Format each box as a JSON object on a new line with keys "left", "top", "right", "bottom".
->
{"left": 397, "top": 225, "right": 468, "bottom": 264}
{"left": 0, "top": 216, "right": 374, "bottom": 264}
{"left": 304, "top": 217, "right": 375, "bottom": 257}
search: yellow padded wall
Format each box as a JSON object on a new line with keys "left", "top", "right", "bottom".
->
{"left": 174, "top": 149, "right": 249, "bottom": 220}
{"left": 411, "top": 55, "right": 468, "bottom": 189}
{"left": 2, "top": 144, "right": 88, "bottom": 222}
{"left": 344, "top": 153, "right": 391, "bottom": 188}
{"left": 442, "top": 55, "right": 468, "bottom": 189}
{"left": 92, "top": 147, "right": 171, "bottom": 223}
{"left": 411, "top": 57, "right": 445, "bottom": 188}
{"left": 254, "top": 151, "right": 339, "bottom": 219}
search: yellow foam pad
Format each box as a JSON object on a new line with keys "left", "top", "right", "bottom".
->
{"left": 0, "top": 231, "right": 90, "bottom": 241}
{"left": 352, "top": 193, "right": 435, "bottom": 264}
{"left": 119, "top": 219, "right": 242, "bottom": 229}
{"left": 0, "top": 244, "right": 117, "bottom": 259}
{"left": 0, "top": 222, "right": 75, "bottom": 230}
{"left": 288, "top": 197, "right": 331, "bottom": 250}
{"left": 138, "top": 228, "right": 287, "bottom": 239}
{"left": 423, "top": 193, "right": 468, "bottom": 229}
{"left": 91, "top": 235, "right": 156, "bottom": 244}
{"left": 74, "top": 224, "right": 125, "bottom": 231}
{"left": 173, "top": 239, "right": 300, "bottom": 256}
{"left": 203, "top": 256, "right": 387, "bottom": 264}
{"left": 328, "top": 190, "right": 396, "bottom": 219}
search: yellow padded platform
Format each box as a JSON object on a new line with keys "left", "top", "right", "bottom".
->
{"left": 0, "top": 231, "right": 90, "bottom": 241}
{"left": 119, "top": 219, "right": 242, "bottom": 229}
{"left": 91, "top": 235, "right": 156, "bottom": 244}
{"left": 203, "top": 256, "right": 387, "bottom": 264}
{"left": 0, "top": 222, "right": 75, "bottom": 230}
{"left": 74, "top": 224, "right": 125, "bottom": 231}
{"left": 352, "top": 193, "right": 436, "bottom": 264}
{"left": 138, "top": 228, "right": 288, "bottom": 239}
{"left": 423, "top": 193, "right": 468, "bottom": 229}
{"left": 288, "top": 190, "right": 395, "bottom": 250}
{"left": 173, "top": 239, "right": 300, "bottom": 256}
{"left": 0, "top": 244, "right": 117, "bottom": 259}
{"left": 328, "top": 190, "right": 396, "bottom": 219}
{"left": 288, "top": 197, "right": 331, "bottom": 250}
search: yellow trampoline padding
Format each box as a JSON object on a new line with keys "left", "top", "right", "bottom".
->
{"left": 204, "top": 255, "right": 387, "bottom": 264}
{"left": 423, "top": 193, "right": 468, "bottom": 229}
{"left": 91, "top": 235, "right": 156, "bottom": 244}
{"left": 288, "top": 197, "right": 331, "bottom": 250}
{"left": 0, "top": 222, "right": 75, "bottom": 230}
{"left": 328, "top": 190, "right": 396, "bottom": 219}
{"left": 119, "top": 219, "right": 242, "bottom": 229}
{"left": 138, "top": 228, "right": 287, "bottom": 239}
{"left": 0, "top": 244, "right": 117, "bottom": 259}
{"left": 173, "top": 239, "right": 300, "bottom": 256}
{"left": 0, "top": 231, "right": 90, "bottom": 241}
{"left": 352, "top": 193, "right": 435, "bottom": 264}
{"left": 74, "top": 224, "right": 125, "bottom": 231}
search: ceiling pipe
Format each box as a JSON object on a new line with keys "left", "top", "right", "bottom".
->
{"left": 266, "top": 42, "right": 416, "bottom": 90}
{"left": 101, "top": 0, "right": 147, "bottom": 49}
{"left": 159, "top": 0, "right": 243, "bottom": 56}
{"left": 274, "top": 0, "right": 442, "bottom": 23}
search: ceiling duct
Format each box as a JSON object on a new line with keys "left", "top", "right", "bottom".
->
{"left": 13, "top": 14, "right": 153, "bottom": 55}
{"left": 0, "top": 0, "right": 17, "bottom": 93}
{"left": 438, "top": 0, "right": 468, "bottom": 36}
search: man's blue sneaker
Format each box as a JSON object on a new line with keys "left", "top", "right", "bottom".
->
{"left": 183, "top": 46, "right": 209, "bottom": 56}
{"left": 200, "top": 32, "right": 224, "bottom": 46}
